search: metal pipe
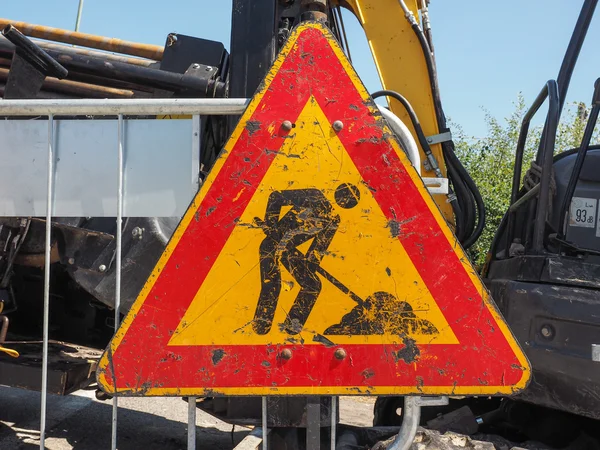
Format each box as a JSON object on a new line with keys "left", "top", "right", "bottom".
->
{"left": 43, "top": 76, "right": 134, "bottom": 98}
{"left": 532, "top": 81, "right": 560, "bottom": 252}
{"left": 0, "top": 47, "right": 154, "bottom": 94}
{"left": 188, "top": 397, "right": 197, "bottom": 450}
{"left": 0, "top": 98, "right": 249, "bottom": 116}
{"left": 510, "top": 84, "right": 554, "bottom": 205}
{"left": 2, "top": 25, "right": 68, "bottom": 79}
{"left": 111, "top": 113, "right": 124, "bottom": 450}
{"left": 40, "top": 47, "right": 223, "bottom": 96}
{"left": 112, "top": 114, "right": 125, "bottom": 450}
{"left": 59, "top": 71, "right": 156, "bottom": 94}
{"left": 0, "top": 84, "right": 78, "bottom": 99}
{"left": 0, "top": 67, "right": 134, "bottom": 98}
{"left": 75, "top": 0, "right": 84, "bottom": 32}
{"left": 508, "top": 184, "right": 540, "bottom": 214}
{"left": 556, "top": 0, "right": 598, "bottom": 114}
{"left": 39, "top": 41, "right": 156, "bottom": 67}
{"left": 0, "top": 36, "right": 157, "bottom": 67}
{"left": 505, "top": 80, "right": 559, "bottom": 256}
{"left": 396, "top": 0, "right": 418, "bottom": 26}
{"left": 0, "top": 18, "right": 164, "bottom": 61}
{"left": 378, "top": 105, "right": 422, "bottom": 175}
{"left": 40, "top": 114, "right": 54, "bottom": 450}
{"left": 388, "top": 397, "right": 421, "bottom": 450}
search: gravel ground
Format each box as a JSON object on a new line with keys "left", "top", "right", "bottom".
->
{"left": 0, "top": 386, "right": 376, "bottom": 449}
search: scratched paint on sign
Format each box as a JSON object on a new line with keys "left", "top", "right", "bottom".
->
{"left": 170, "top": 97, "right": 456, "bottom": 347}
{"left": 97, "top": 21, "right": 531, "bottom": 397}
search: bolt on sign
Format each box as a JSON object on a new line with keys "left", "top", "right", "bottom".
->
{"left": 97, "top": 22, "right": 531, "bottom": 396}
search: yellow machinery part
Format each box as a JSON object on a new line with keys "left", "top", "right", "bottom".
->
{"left": 341, "top": 0, "right": 454, "bottom": 223}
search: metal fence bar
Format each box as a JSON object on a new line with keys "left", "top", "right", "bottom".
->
{"left": 39, "top": 114, "right": 54, "bottom": 449}
{"left": 331, "top": 396, "right": 337, "bottom": 450}
{"left": 0, "top": 98, "right": 249, "bottom": 116}
{"left": 187, "top": 397, "right": 197, "bottom": 450}
{"left": 111, "top": 113, "right": 124, "bottom": 450}
{"left": 262, "top": 396, "right": 268, "bottom": 450}
{"left": 187, "top": 116, "right": 201, "bottom": 450}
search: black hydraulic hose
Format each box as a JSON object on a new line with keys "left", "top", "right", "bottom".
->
{"left": 446, "top": 140, "right": 486, "bottom": 249}
{"left": 371, "top": 90, "right": 467, "bottom": 241}
{"left": 446, "top": 151, "right": 474, "bottom": 242}
{"left": 372, "top": 90, "right": 437, "bottom": 169}
{"left": 420, "top": 4, "right": 436, "bottom": 58}
{"left": 401, "top": 9, "right": 486, "bottom": 248}
{"left": 409, "top": 22, "right": 446, "bottom": 128}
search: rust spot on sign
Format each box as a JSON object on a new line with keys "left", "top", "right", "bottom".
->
{"left": 211, "top": 349, "right": 225, "bottom": 365}
{"left": 393, "top": 337, "right": 420, "bottom": 364}
{"left": 246, "top": 120, "right": 261, "bottom": 135}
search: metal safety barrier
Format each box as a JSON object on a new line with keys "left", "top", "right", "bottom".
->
{"left": 0, "top": 98, "right": 439, "bottom": 450}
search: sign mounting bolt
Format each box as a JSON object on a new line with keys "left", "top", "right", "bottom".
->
{"left": 541, "top": 325, "right": 554, "bottom": 339}
{"left": 334, "top": 348, "right": 347, "bottom": 360}
{"left": 132, "top": 227, "right": 144, "bottom": 240}
{"left": 282, "top": 120, "right": 293, "bottom": 131}
{"left": 333, "top": 120, "right": 344, "bottom": 132}
{"left": 99, "top": 264, "right": 107, "bottom": 273}
{"left": 280, "top": 349, "right": 293, "bottom": 360}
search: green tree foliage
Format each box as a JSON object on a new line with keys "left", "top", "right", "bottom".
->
{"left": 452, "top": 95, "right": 600, "bottom": 265}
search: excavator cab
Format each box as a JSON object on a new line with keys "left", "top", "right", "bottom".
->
{"left": 482, "top": 0, "right": 600, "bottom": 441}
{"left": 374, "top": 2, "right": 600, "bottom": 447}
{"left": 485, "top": 82, "right": 600, "bottom": 417}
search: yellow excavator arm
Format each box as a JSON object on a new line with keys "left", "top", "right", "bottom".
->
{"left": 341, "top": 0, "right": 453, "bottom": 222}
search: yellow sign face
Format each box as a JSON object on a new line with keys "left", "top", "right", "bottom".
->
{"left": 169, "top": 97, "right": 457, "bottom": 347}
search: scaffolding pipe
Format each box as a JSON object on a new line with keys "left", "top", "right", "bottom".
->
{"left": 0, "top": 18, "right": 164, "bottom": 60}
{"left": 0, "top": 36, "right": 158, "bottom": 67}
{"left": 0, "top": 66, "right": 134, "bottom": 98}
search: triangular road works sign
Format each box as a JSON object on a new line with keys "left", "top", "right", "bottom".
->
{"left": 98, "top": 22, "right": 530, "bottom": 396}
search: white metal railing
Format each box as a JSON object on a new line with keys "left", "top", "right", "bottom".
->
{"left": 0, "top": 98, "right": 246, "bottom": 450}
{"left": 0, "top": 98, "right": 441, "bottom": 450}
{"left": 0, "top": 98, "right": 249, "bottom": 116}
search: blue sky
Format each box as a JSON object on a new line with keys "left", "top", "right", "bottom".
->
{"left": 3, "top": 1, "right": 599, "bottom": 137}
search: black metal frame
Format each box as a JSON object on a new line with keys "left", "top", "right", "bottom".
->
{"left": 504, "top": 80, "right": 559, "bottom": 256}
{"left": 556, "top": 78, "right": 600, "bottom": 241}
{"left": 555, "top": 0, "right": 598, "bottom": 114}
{"left": 499, "top": 0, "right": 599, "bottom": 258}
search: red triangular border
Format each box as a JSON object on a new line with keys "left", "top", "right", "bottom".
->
{"left": 98, "top": 24, "right": 529, "bottom": 396}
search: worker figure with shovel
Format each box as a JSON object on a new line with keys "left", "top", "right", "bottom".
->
{"left": 252, "top": 182, "right": 438, "bottom": 337}
{"left": 252, "top": 183, "right": 360, "bottom": 335}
